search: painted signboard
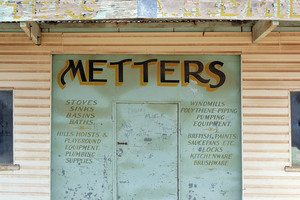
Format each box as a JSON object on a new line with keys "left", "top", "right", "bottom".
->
{"left": 1, "top": 0, "right": 300, "bottom": 21}
{"left": 51, "top": 54, "right": 241, "bottom": 200}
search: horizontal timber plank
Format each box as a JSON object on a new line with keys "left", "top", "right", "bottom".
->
{"left": 243, "top": 148, "right": 289, "bottom": 153}
{"left": 243, "top": 107, "right": 288, "bottom": 115}
{"left": 244, "top": 170, "right": 300, "bottom": 177}
{"left": 245, "top": 175, "right": 300, "bottom": 180}
{"left": 243, "top": 72, "right": 300, "bottom": 79}
{"left": 0, "top": 73, "right": 50, "bottom": 81}
{"left": 14, "top": 99, "right": 50, "bottom": 106}
{"left": 14, "top": 121, "right": 50, "bottom": 127}
{"left": 14, "top": 151, "right": 49, "bottom": 157}
{"left": 243, "top": 62, "right": 300, "bottom": 69}
{"left": 243, "top": 152, "right": 289, "bottom": 159}
{"left": 14, "top": 105, "right": 50, "bottom": 109}
{"left": 58, "top": 45, "right": 244, "bottom": 54}
{"left": 0, "top": 187, "right": 49, "bottom": 193}
{"left": 245, "top": 184, "right": 300, "bottom": 189}
{"left": 243, "top": 143, "right": 289, "bottom": 151}
{"left": 0, "top": 191, "right": 49, "bottom": 197}
{"left": 244, "top": 195, "right": 300, "bottom": 199}
{"left": 15, "top": 149, "right": 50, "bottom": 153}
{"left": 15, "top": 139, "right": 50, "bottom": 144}
{"left": 14, "top": 108, "right": 51, "bottom": 115}
{"left": 243, "top": 134, "right": 289, "bottom": 141}
{"left": 243, "top": 81, "right": 300, "bottom": 87}
{"left": 62, "top": 32, "right": 251, "bottom": 38}
{"left": 242, "top": 90, "right": 288, "bottom": 99}
{"left": 244, "top": 166, "right": 285, "bottom": 171}
{"left": 20, "top": 166, "right": 49, "bottom": 170}
{"left": 62, "top": 37, "right": 250, "bottom": 46}
{"left": 15, "top": 134, "right": 50, "bottom": 140}
{"left": 243, "top": 131, "right": 289, "bottom": 136}
{"left": 0, "top": 169, "right": 49, "bottom": 176}
{"left": 14, "top": 126, "right": 50, "bottom": 133}
{"left": 243, "top": 161, "right": 288, "bottom": 168}
{"left": 0, "top": 195, "right": 49, "bottom": 200}
{"left": 15, "top": 157, "right": 49, "bottom": 161}
{"left": 0, "top": 63, "right": 50, "bottom": 70}
{"left": 245, "top": 190, "right": 300, "bottom": 196}
{"left": 0, "top": 82, "right": 50, "bottom": 89}
{"left": 0, "top": 177, "right": 49, "bottom": 184}
{"left": 14, "top": 90, "right": 51, "bottom": 98}
{"left": 14, "top": 143, "right": 50, "bottom": 149}
{"left": 244, "top": 158, "right": 289, "bottom": 162}
{"left": 243, "top": 122, "right": 288, "bottom": 126}
{"left": 12, "top": 161, "right": 50, "bottom": 168}
{"left": 0, "top": 183, "right": 49, "bottom": 188}
{"left": 243, "top": 140, "right": 289, "bottom": 144}
{"left": 0, "top": 55, "right": 50, "bottom": 62}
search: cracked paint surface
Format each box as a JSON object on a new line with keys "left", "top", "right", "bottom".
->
{"left": 0, "top": 0, "right": 300, "bottom": 21}
{"left": 51, "top": 55, "right": 242, "bottom": 199}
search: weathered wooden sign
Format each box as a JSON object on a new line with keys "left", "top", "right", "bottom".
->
{"left": 51, "top": 54, "right": 241, "bottom": 200}
{"left": 1, "top": 0, "right": 300, "bottom": 21}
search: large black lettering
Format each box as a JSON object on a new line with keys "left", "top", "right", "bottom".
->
{"left": 109, "top": 59, "right": 132, "bottom": 84}
{"left": 160, "top": 60, "right": 180, "bottom": 84}
{"left": 208, "top": 61, "right": 226, "bottom": 89}
{"left": 133, "top": 59, "right": 157, "bottom": 84}
{"left": 60, "top": 60, "right": 87, "bottom": 88}
{"left": 184, "top": 61, "right": 209, "bottom": 84}
{"left": 88, "top": 60, "right": 107, "bottom": 83}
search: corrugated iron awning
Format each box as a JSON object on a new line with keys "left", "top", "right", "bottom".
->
{"left": 2, "top": 19, "right": 300, "bottom": 45}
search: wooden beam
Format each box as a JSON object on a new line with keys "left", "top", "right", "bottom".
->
{"left": 285, "top": 166, "right": 300, "bottom": 172}
{"left": 40, "top": 21, "right": 254, "bottom": 33}
{"left": 0, "top": 164, "right": 20, "bottom": 171}
{"left": 252, "top": 20, "right": 279, "bottom": 43}
{"left": 20, "top": 21, "right": 41, "bottom": 45}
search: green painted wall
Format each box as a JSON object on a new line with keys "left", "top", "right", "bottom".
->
{"left": 51, "top": 54, "right": 241, "bottom": 200}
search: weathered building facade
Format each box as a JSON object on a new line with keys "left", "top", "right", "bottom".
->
{"left": 1, "top": 1, "right": 300, "bottom": 200}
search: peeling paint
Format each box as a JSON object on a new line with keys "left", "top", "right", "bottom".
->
{"left": 0, "top": 0, "right": 300, "bottom": 21}
{"left": 51, "top": 55, "right": 242, "bottom": 200}
{"left": 144, "top": 137, "right": 152, "bottom": 142}
{"left": 138, "top": 0, "right": 157, "bottom": 18}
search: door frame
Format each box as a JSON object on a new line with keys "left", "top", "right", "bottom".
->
{"left": 112, "top": 101, "right": 181, "bottom": 200}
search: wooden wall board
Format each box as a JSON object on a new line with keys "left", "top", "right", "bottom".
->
{"left": 0, "top": 31, "right": 300, "bottom": 199}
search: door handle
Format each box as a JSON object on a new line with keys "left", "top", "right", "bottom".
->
{"left": 117, "top": 142, "right": 128, "bottom": 145}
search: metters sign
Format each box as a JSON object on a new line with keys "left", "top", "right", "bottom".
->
{"left": 58, "top": 58, "right": 226, "bottom": 91}
{"left": 51, "top": 55, "right": 241, "bottom": 200}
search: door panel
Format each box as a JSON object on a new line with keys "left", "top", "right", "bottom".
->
{"left": 116, "top": 103, "right": 178, "bottom": 200}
